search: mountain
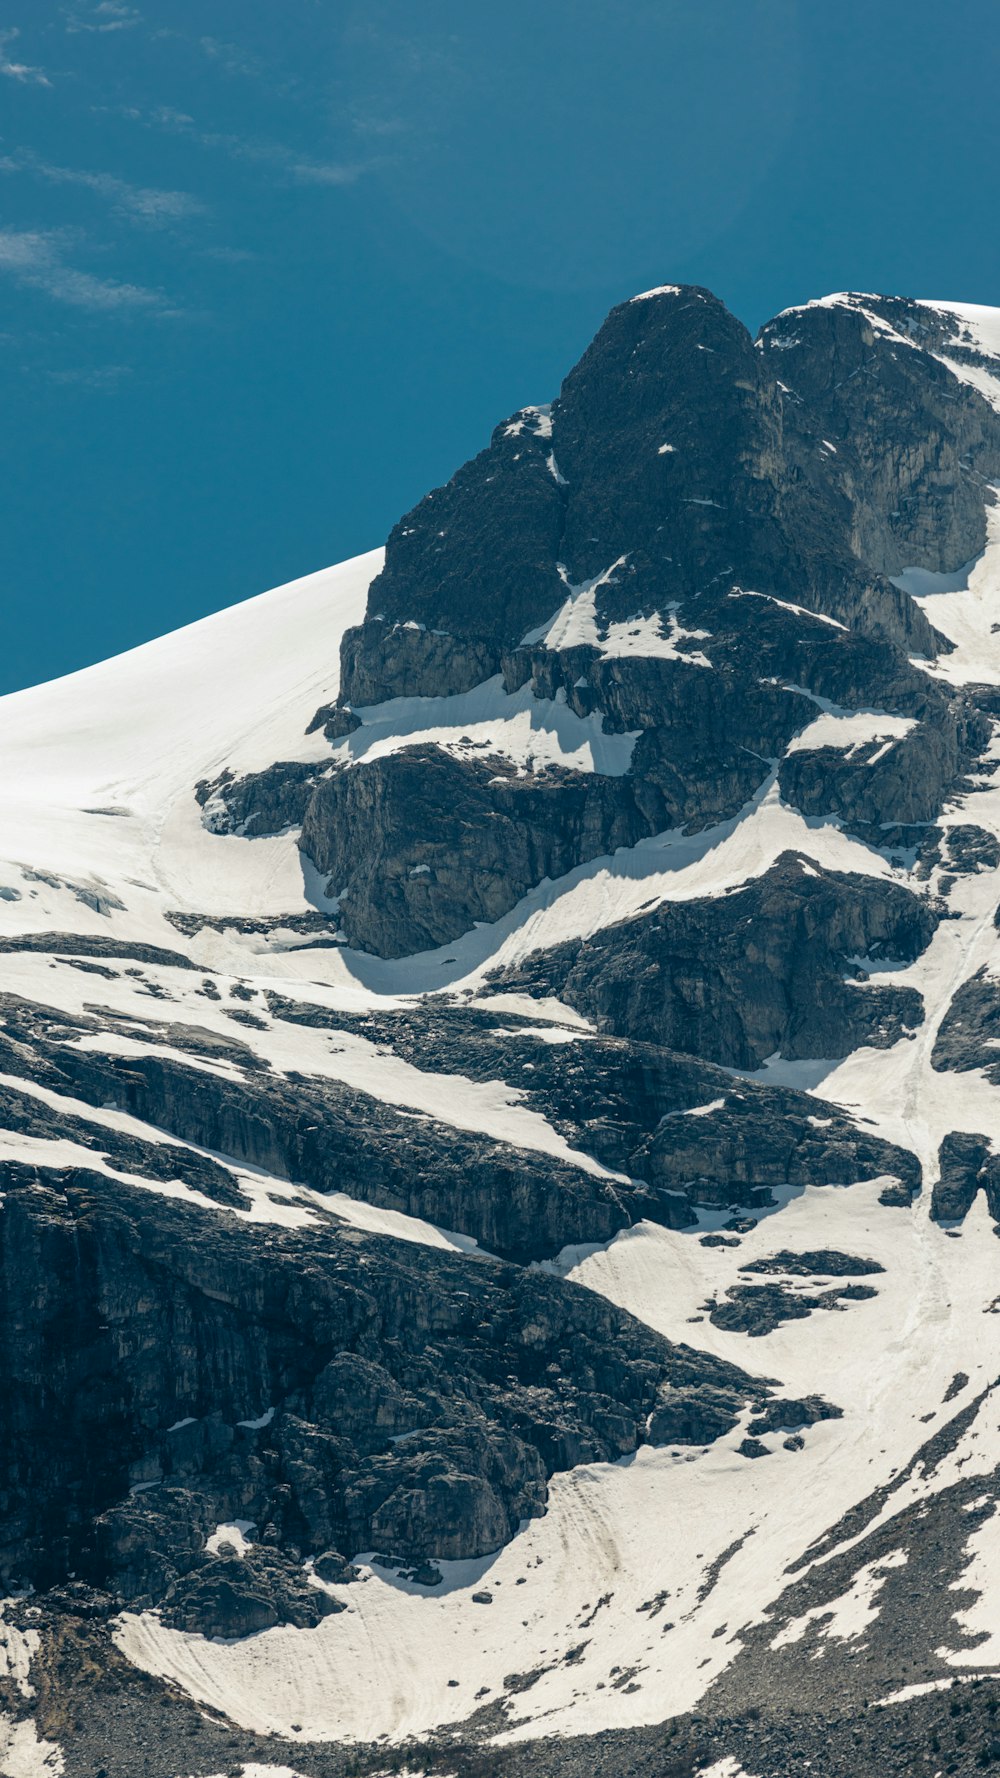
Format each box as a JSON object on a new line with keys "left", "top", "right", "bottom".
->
{"left": 1, "top": 285, "right": 1000, "bottom": 1778}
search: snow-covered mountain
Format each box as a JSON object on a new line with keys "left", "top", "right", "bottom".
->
{"left": 2, "top": 286, "right": 1000, "bottom": 1778}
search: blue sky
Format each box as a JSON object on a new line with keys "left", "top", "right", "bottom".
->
{"left": 1, "top": 0, "right": 998, "bottom": 692}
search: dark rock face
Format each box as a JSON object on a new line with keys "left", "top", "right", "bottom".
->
{"left": 0, "top": 932, "right": 196, "bottom": 969}
{"left": 745, "top": 1395, "right": 844, "bottom": 1437}
{"left": 341, "top": 287, "right": 994, "bottom": 716}
{"left": 196, "top": 760, "right": 327, "bottom": 837}
{"left": 708, "top": 1279, "right": 878, "bottom": 1337}
{"left": 739, "top": 1249, "right": 885, "bottom": 1278}
{"left": 943, "top": 824, "right": 1000, "bottom": 874}
{"left": 349, "top": 403, "right": 567, "bottom": 677}
{"left": 0, "top": 993, "right": 644, "bottom": 1264}
{"left": 300, "top": 744, "right": 648, "bottom": 957}
{"left": 930, "top": 1130, "right": 1000, "bottom": 1223}
{"left": 0, "top": 1162, "right": 772, "bottom": 1625}
{"left": 266, "top": 993, "right": 920, "bottom": 1220}
{"left": 778, "top": 702, "right": 989, "bottom": 836}
{"left": 495, "top": 853, "right": 938, "bottom": 1067}
{"left": 633, "top": 1085, "right": 921, "bottom": 1209}
{"left": 305, "top": 699, "right": 360, "bottom": 740}
{"left": 162, "top": 1549, "right": 341, "bottom": 1639}
{"left": 0, "top": 1076, "right": 247, "bottom": 1207}
{"left": 757, "top": 295, "right": 1000, "bottom": 582}
{"left": 933, "top": 967, "right": 1000, "bottom": 1085}
{"left": 0, "top": 987, "right": 920, "bottom": 1257}
{"left": 194, "top": 285, "right": 1000, "bottom": 982}
{"left": 217, "top": 665, "right": 822, "bottom": 953}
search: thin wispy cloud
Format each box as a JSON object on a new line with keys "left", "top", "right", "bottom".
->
{"left": 64, "top": 1, "right": 141, "bottom": 34}
{"left": 350, "top": 110, "right": 410, "bottom": 141}
{"left": 0, "top": 149, "right": 206, "bottom": 228}
{"left": 202, "top": 243, "right": 256, "bottom": 264}
{"left": 198, "top": 36, "right": 261, "bottom": 80}
{"left": 285, "top": 160, "right": 367, "bottom": 188}
{"left": 0, "top": 27, "right": 51, "bottom": 86}
{"left": 113, "top": 102, "right": 372, "bottom": 190}
{"left": 46, "top": 362, "right": 132, "bottom": 388}
{"left": 0, "top": 229, "right": 159, "bottom": 310}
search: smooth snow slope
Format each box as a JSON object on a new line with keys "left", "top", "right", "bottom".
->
{"left": 0, "top": 552, "right": 380, "bottom": 798}
{"left": 0, "top": 551, "right": 378, "bottom": 936}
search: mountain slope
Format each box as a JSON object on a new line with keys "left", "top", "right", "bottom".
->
{"left": 2, "top": 286, "right": 1000, "bottom": 1778}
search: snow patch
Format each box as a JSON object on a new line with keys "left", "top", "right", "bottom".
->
{"left": 730, "top": 588, "right": 847, "bottom": 632}
{"left": 942, "top": 1505, "right": 1000, "bottom": 1668}
{"left": 630, "top": 285, "right": 682, "bottom": 302}
{"left": 894, "top": 500, "right": 1000, "bottom": 686}
{"left": 338, "top": 675, "right": 639, "bottom": 779}
{"left": 0, "top": 1714, "right": 63, "bottom": 1778}
{"left": 769, "top": 1550, "right": 908, "bottom": 1650}
{"left": 0, "top": 1616, "right": 38, "bottom": 1700}
{"left": 785, "top": 711, "right": 915, "bottom": 758}
{"left": 206, "top": 1521, "right": 255, "bottom": 1559}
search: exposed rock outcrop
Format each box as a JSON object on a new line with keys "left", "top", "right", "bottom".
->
{"left": 930, "top": 1130, "right": 1000, "bottom": 1223}
{"left": 495, "top": 853, "right": 938, "bottom": 1067}
{"left": 300, "top": 745, "right": 648, "bottom": 957}
{"left": 196, "top": 287, "right": 1000, "bottom": 976}
{"left": 0, "top": 1162, "right": 775, "bottom": 1626}
{"left": 933, "top": 966, "right": 1000, "bottom": 1084}
{"left": 341, "top": 287, "right": 993, "bottom": 713}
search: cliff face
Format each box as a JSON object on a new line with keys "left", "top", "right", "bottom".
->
{"left": 209, "top": 289, "right": 999, "bottom": 970}
{"left": 3, "top": 286, "right": 1000, "bottom": 1776}
{"left": 341, "top": 287, "right": 990, "bottom": 701}
{"left": 1, "top": 1156, "right": 779, "bottom": 1637}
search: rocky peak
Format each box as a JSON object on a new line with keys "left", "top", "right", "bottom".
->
{"left": 758, "top": 292, "right": 1000, "bottom": 581}
{"left": 548, "top": 283, "right": 781, "bottom": 597}
{"left": 196, "top": 285, "right": 984, "bottom": 963}
{"left": 340, "top": 283, "right": 1000, "bottom": 718}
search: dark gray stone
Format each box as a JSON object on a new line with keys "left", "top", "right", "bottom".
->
{"left": 495, "top": 853, "right": 938, "bottom": 1067}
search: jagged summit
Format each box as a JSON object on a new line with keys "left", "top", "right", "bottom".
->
{"left": 1, "top": 286, "right": 1000, "bottom": 1776}
{"left": 339, "top": 282, "right": 1000, "bottom": 721}
{"left": 199, "top": 282, "right": 1000, "bottom": 958}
